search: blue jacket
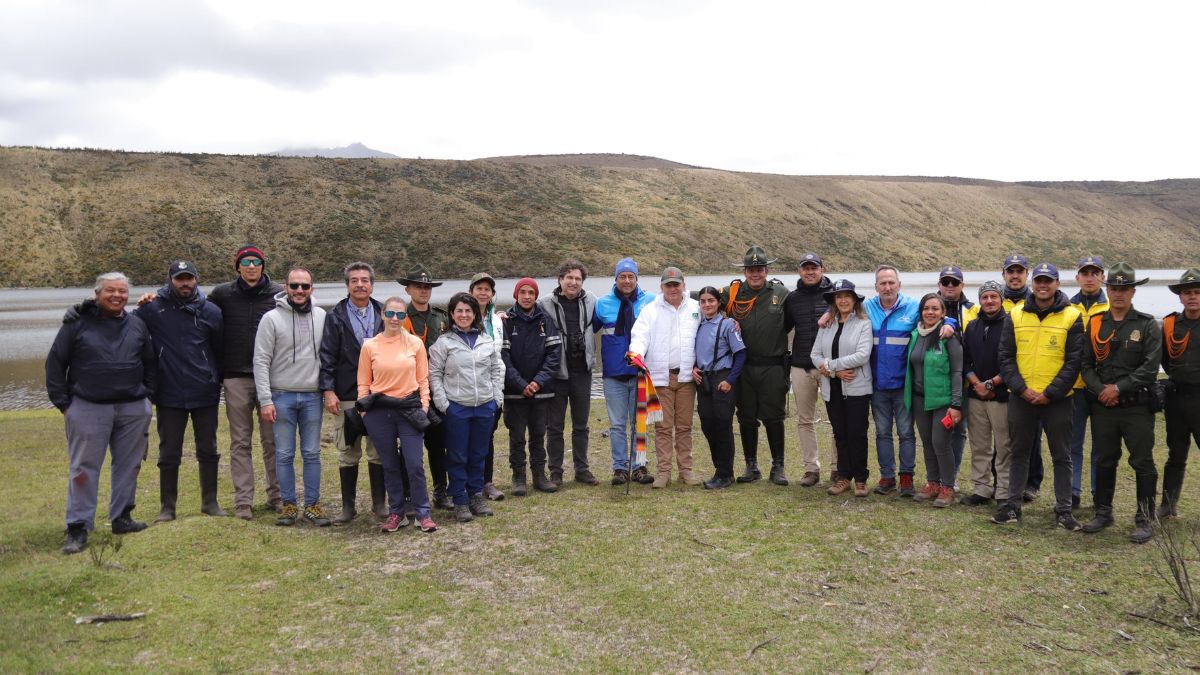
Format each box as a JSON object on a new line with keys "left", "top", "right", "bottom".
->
{"left": 46, "top": 300, "right": 157, "bottom": 410}
{"left": 866, "top": 293, "right": 958, "bottom": 390}
{"left": 592, "top": 284, "right": 654, "bottom": 378}
{"left": 502, "top": 304, "right": 561, "bottom": 399}
{"left": 135, "top": 286, "right": 224, "bottom": 408}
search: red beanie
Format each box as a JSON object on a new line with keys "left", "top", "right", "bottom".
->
{"left": 513, "top": 277, "right": 539, "bottom": 299}
{"left": 235, "top": 245, "right": 266, "bottom": 270}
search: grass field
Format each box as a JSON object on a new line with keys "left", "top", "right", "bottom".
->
{"left": 2, "top": 404, "right": 1198, "bottom": 672}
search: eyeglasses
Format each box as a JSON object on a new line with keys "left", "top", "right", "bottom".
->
{"left": 239, "top": 258, "right": 264, "bottom": 267}
{"left": 939, "top": 279, "right": 961, "bottom": 287}
{"left": 288, "top": 283, "right": 312, "bottom": 290}
{"left": 383, "top": 310, "right": 407, "bottom": 319}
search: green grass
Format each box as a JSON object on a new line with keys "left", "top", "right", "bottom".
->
{"left": 1, "top": 405, "right": 1198, "bottom": 672}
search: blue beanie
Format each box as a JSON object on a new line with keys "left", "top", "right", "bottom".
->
{"left": 615, "top": 257, "right": 638, "bottom": 278}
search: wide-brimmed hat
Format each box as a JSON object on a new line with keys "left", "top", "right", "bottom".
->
{"left": 734, "top": 245, "right": 776, "bottom": 268}
{"left": 822, "top": 279, "right": 864, "bottom": 304}
{"left": 1105, "top": 261, "right": 1149, "bottom": 287}
{"left": 1168, "top": 267, "right": 1200, "bottom": 294}
{"left": 397, "top": 264, "right": 443, "bottom": 287}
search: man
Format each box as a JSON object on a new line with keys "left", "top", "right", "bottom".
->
{"left": 594, "top": 257, "right": 656, "bottom": 485}
{"left": 254, "top": 267, "right": 329, "bottom": 527}
{"left": 538, "top": 259, "right": 600, "bottom": 487}
{"left": 1068, "top": 255, "right": 1109, "bottom": 509}
{"left": 960, "top": 281, "right": 1010, "bottom": 506}
{"left": 136, "top": 261, "right": 226, "bottom": 522}
{"left": 937, "top": 264, "right": 978, "bottom": 481}
{"left": 865, "top": 264, "right": 956, "bottom": 496}
{"left": 1001, "top": 254, "right": 1032, "bottom": 311}
{"left": 398, "top": 264, "right": 452, "bottom": 509}
{"left": 47, "top": 272, "right": 156, "bottom": 554}
{"left": 502, "top": 278, "right": 561, "bottom": 494}
{"left": 720, "top": 246, "right": 791, "bottom": 486}
{"left": 784, "top": 252, "right": 835, "bottom": 487}
{"left": 209, "top": 245, "right": 284, "bottom": 518}
{"left": 992, "top": 262, "right": 1084, "bottom": 529}
{"left": 629, "top": 267, "right": 702, "bottom": 488}
{"left": 320, "top": 261, "right": 386, "bottom": 525}
{"left": 1160, "top": 268, "right": 1200, "bottom": 519}
{"left": 1080, "top": 263, "right": 1162, "bottom": 543}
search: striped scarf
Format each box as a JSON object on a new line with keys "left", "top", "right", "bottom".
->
{"left": 628, "top": 353, "right": 662, "bottom": 467}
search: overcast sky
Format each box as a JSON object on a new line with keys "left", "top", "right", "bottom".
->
{"left": 2, "top": 0, "right": 1197, "bottom": 181}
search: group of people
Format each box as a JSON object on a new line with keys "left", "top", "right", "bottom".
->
{"left": 46, "top": 243, "right": 1200, "bottom": 554}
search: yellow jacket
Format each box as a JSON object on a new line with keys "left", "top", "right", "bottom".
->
{"left": 1001, "top": 293, "right": 1084, "bottom": 398}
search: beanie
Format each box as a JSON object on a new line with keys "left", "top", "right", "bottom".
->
{"left": 235, "top": 245, "right": 266, "bottom": 270}
{"left": 978, "top": 280, "right": 1003, "bottom": 300}
{"left": 513, "top": 277, "right": 539, "bottom": 299}
{"left": 614, "top": 257, "right": 638, "bottom": 278}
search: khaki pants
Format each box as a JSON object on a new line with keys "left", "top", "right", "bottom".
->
{"left": 654, "top": 372, "right": 696, "bottom": 477}
{"left": 331, "top": 399, "right": 380, "bottom": 466}
{"left": 791, "top": 366, "right": 834, "bottom": 474}
{"left": 224, "top": 377, "right": 280, "bottom": 508}
{"left": 967, "top": 397, "right": 1012, "bottom": 500}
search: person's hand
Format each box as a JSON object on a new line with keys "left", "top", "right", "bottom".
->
{"left": 972, "top": 381, "right": 990, "bottom": 399}
{"left": 836, "top": 369, "right": 856, "bottom": 382}
{"left": 323, "top": 391, "right": 340, "bottom": 415}
{"left": 717, "top": 381, "right": 731, "bottom": 394}
{"left": 137, "top": 292, "right": 155, "bottom": 306}
{"left": 261, "top": 404, "right": 277, "bottom": 423}
{"left": 939, "top": 324, "right": 955, "bottom": 340}
{"left": 817, "top": 311, "right": 833, "bottom": 329}
{"left": 817, "top": 362, "right": 830, "bottom": 378}
{"left": 523, "top": 382, "right": 540, "bottom": 398}
{"left": 1098, "top": 384, "right": 1121, "bottom": 407}
{"left": 949, "top": 408, "right": 962, "bottom": 425}
{"left": 1021, "top": 388, "right": 1040, "bottom": 404}
{"left": 692, "top": 367, "right": 703, "bottom": 383}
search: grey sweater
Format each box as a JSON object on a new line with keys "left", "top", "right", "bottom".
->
{"left": 253, "top": 294, "right": 327, "bottom": 405}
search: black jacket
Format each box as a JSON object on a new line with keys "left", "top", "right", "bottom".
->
{"left": 784, "top": 275, "right": 833, "bottom": 369}
{"left": 208, "top": 274, "right": 283, "bottom": 378}
{"left": 962, "top": 309, "right": 1009, "bottom": 402}
{"left": 998, "top": 290, "right": 1084, "bottom": 401}
{"left": 320, "top": 297, "right": 385, "bottom": 401}
{"left": 134, "top": 285, "right": 224, "bottom": 408}
{"left": 46, "top": 300, "right": 157, "bottom": 410}
{"left": 502, "top": 305, "right": 561, "bottom": 399}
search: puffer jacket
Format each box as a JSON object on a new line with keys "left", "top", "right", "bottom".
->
{"left": 502, "top": 305, "right": 561, "bottom": 399}
{"left": 319, "top": 296, "right": 385, "bottom": 401}
{"left": 537, "top": 286, "right": 597, "bottom": 378}
{"left": 428, "top": 328, "right": 505, "bottom": 411}
{"left": 46, "top": 300, "right": 157, "bottom": 410}
{"left": 134, "top": 285, "right": 224, "bottom": 408}
{"left": 252, "top": 294, "right": 327, "bottom": 405}
{"left": 785, "top": 275, "right": 833, "bottom": 369}
{"left": 809, "top": 313, "right": 873, "bottom": 400}
{"left": 593, "top": 284, "right": 654, "bottom": 378}
{"left": 209, "top": 274, "right": 283, "bottom": 378}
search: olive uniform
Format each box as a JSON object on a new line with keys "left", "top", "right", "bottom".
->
{"left": 1160, "top": 267, "right": 1200, "bottom": 517}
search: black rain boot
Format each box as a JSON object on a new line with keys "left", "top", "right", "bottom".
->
{"left": 156, "top": 465, "right": 178, "bottom": 523}
{"left": 737, "top": 424, "right": 761, "bottom": 483}
{"left": 765, "top": 421, "right": 788, "bottom": 486}
{"left": 199, "top": 463, "right": 228, "bottom": 516}
{"left": 334, "top": 465, "right": 358, "bottom": 525}
{"left": 367, "top": 463, "right": 389, "bottom": 519}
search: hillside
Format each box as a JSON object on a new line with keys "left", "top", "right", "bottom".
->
{"left": 1, "top": 146, "right": 1198, "bottom": 287}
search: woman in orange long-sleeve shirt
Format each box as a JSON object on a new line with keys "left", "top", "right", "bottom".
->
{"left": 357, "top": 297, "right": 438, "bottom": 533}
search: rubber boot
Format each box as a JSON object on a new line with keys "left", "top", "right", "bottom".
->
{"left": 737, "top": 424, "right": 761, "bottom": 483}
{"left": 765, "top": 421, "right": 788, "bottom": 486}
{"left": 156, "top": 465, "right": 178, "bottom": 523}
{"left": 199, "top": 463, "right": 227, "bottom": 516}
{"left": 367, "top": 463, "right": 389, "bottom": 519}
{"left": 333, "top": 465, "right": 358, "bottom": 525}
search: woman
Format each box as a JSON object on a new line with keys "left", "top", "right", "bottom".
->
{"left": 470, "top": 272, "right": 506, "bottom": 501}
{"left": 810, "top": 280, "right": 874, "bottom": 497}
{"left": 357, "top": 297, "right": 438, "bottom": 533}
{"left": 428, "top": 292, "right": 506, "bottom": 522}
{"left": 905, "top": 293, "right": 964, "bottom": 507}
{"left": 692, "top": 286, "right": 746, "bottom": 489}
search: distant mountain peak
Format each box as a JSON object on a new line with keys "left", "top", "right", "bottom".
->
{"left": 267, "top": 142, "right": 398, "bottom": 159}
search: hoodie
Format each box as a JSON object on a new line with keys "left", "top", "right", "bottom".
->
{"left": 253, "top": 292, "right": 327, "bottom": 405}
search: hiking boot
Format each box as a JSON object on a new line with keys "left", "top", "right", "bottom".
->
{"left": 62, "top": 524, "right": 87, "bottom": 555}
{"left": 574, "top": 469, "right": 600, "bottom": 486}
{"left": 913, "top": 481, "right": 939, "bottom": 503}
{"left": 991, "top": 504, "right": 1021, "bottom": 524}
{"left": 679, "top": 470, "right": 702, "bottom": 486}
{"left": 469, "top": 493, "right": 494, "bottom": 517}
{"left": 828, "top": 470, "right": 840, "bottom": 485}
{"left": 769, "top": 461, "right": 789, "bottom": 486}
{"left": 432, "top": 484, "right": 454, "bottom": 510}
{"left": 550, "top": 470, "right": 564, "bottom": 489}
{"left": 736, "top": 461, "right": 761, "bottom": 483}
{"left": 303, "top": 503, "right": 332, "bottom": 527}
{"left": 873, "top": 477, "right": 897, "bottom": 495}
{"left": 898, "top": 473, "right": 916, "bottom": 498}
{"left": 1156, "top": 500, "right": 1178, "bottom": 521}
{"left": 611, "top": 469, "right": 629, "bottom": 486}
{"left": 1071, "top": 494, "right": 1081, "bottom": 510}
{"left": 334, "top": 465, "right": 358, "bottom": 526}
{"left": 827, "top": 478, "right": 851, "bottom": 496}
{"left": 419, "top": 516, "right": 438, "bottom": 533}
{"left": 1081, "top": 507, "right": 1114, "bottom": 534}
{"left": 932, "top": 486, "right": 955, "bottom": 508}
{"left": 111, "top": 507, "right": 147, "bottom": 534}
{"left": 631, "top": 466, "right": 655, "bottom": 484}
{"left": 1022, "top": 487, "right": 1039, "bottom": 502}
{"left": 1130, "top": 514, "right": 1153, "bottom": 544}
{"left": 1056, "top": 512, "right": 1082, "bottom": 531}
{"left": 960, "top": 494, "right": 992, "bottom": 507}
{"left": 199, "top": 462, "right": 227, "bottom": 517}
{"left": 381, "top": 513, "right": 409, "bottom": 533}
{"left": 234, "top": 505, "right": 253, "bottom": 521}
{"left": 276, "top": 502, "right": 299, "bottom": 526}
{"left": 652, "top": 473, "right": 670, "bottom": 489}
{"left": 156, "top": 465, "right": 178, "bottom": 523}
{"left": 704, "top": 475, "right": 733, "bottom": 490}
{"left": 799, "top": 471, "right": 820, "bottom": 488}
{"left": 266, "top": 498, "right": 284, "bottom": 514}
{"left": 454, "top": 504, "right": 474, "bottom": 523}
{"left": 483, "top": 482, "right": 505, "bottom": 501}
{"left": 854, "top": 482, "right": 869, "bottom": 498}
{"left": 532, "top": 470, "right": 559, "bottom": 493}
{"left": 512, "top": 469, "right": 528, "bottom": 496}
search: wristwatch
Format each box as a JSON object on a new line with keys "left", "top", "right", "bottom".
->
{"left": 984, "top": 381, "right": 994, "bottom": 391}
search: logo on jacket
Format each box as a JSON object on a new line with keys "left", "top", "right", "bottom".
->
{"left": 1048, "top": 336, "right": 1058, "bottom": 347}
{"left": 1130, "top": 329, "right": 1141, "bottom": 342}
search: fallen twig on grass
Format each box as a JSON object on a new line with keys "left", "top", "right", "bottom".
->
{"left": 863, "top": 654, "right": 882, "bottom": 673}
{"left": 690, "top": 536, "right": 717, "bottom": 549}
{"left": 1115, "top": 629, "right": 1135, "bottom": 642}
{"left": 1052, "top": 642, "right": 1092, "bottom": 654}
{"left": 1007, "top": 613, "right": 1049, "bottom": 630}
{"left": 1127, "top": 611, "right": 1200, "bottom": 634}
{"left": 75, "top": 612, "right": 145, "bottom": 625}
{"left": 1023, "top": 641, "right": 1052, "bottom": 652}
{"left": 747, "top": 637, "right": 777, "bottom": 658}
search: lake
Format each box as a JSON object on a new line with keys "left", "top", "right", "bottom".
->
{"left": 2, "top": 270, "right": 1189, "bottom": 410}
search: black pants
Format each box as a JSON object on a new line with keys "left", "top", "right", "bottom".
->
{"left": 484, "top": 405, "right": 502, "bottom": 483}
{"left": 826, "top": 390, "right": 871, "bottom": 482}
{"left": 506, "top": 398, "right": 550, "bottom": 470}
{"left": 156, "top": 405, "right": 220, "bottom": 467}
{"left": 1005, "top": 396, "right": 1073, "bottom": 514}
{"left": 1163, "top": 391, "right": 1200, "bottom": 506}
{"left": 1092, "top": 404, "right": 1157, "bottom": 514}
{"left": 424, "top": 417, "right": 447, "bottom": 489}
{"left": 547, "top": 374, "right": 592, "bottom": 473}
{"left": 1025, "top": 423, "right": 1046, "bottom": 490}
{"left": 698, "top": 383, "right": 737, "bottom": 478}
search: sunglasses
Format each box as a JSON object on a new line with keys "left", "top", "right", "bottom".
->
{"left": 288, "top": 283, "right": 312, "bottom": 290}
{"left": 939, "top": 279, "right": 961, "bottom": 287}
{"left": 383, "top": 310, "right": 407, "bottom": 320}
{"left": 239, "top": 258, "right": 264, "bottom": 267}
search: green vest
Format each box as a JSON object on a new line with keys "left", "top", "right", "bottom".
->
{"left": 904, "top": 328, "right": 951, "bottom": 411}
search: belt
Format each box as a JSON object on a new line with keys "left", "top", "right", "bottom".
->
{"left": 1175, "top": 381, "right": 1200, "bottom": 397}
{"left": 669, "top": 367, "right": 680, "bottom": 374}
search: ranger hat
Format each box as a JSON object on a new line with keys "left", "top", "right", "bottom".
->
{"left": 735, "top": 245, "right": 776, "bottom": 268}
{"left": 1003, "top": 254, "right": 1029, "bottom": 271}
{"left": 822, "top": 278, "right": 864, "bottom": 304}
{"left": 798, "top": 252, "right": 823, "bottom": 268}
{"left": 1076, "top": 255, "right": 1105, "bottom": 273}
{"left": 168, "top": 260, "right": 198, "bottom": 279}
{"left": 469, "top": 272, "right": 496, "bottom": 290}
{"left": 397, "top": 264, "right": 443, "bottom": 287}
{"left": 1168, "top": 267, "right": 1200, "bottom": 294}
{"left": 1105, "top": 261, "right": 1149, "bottom": 287}
{"left": 938, "top": 265, "right": 964, "bottom": 283}
{"left": 1030, "top": 262, "right": 1059, "bottom": 281}
{"left": 660, "top": 267, "right": 685, "bottom": 284}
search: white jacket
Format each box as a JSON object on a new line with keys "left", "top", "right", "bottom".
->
{"left": 428, "top": 330, "right": 505, "bottom": 412}
{"left": 809, "top": 313, "right": 873, "bottom": 400}
{"left": 628, "top": 294, "right": 700, "bottom": 386}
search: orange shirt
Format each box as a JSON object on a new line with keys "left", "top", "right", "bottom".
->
{"left": 357, "top": 331, "right": 430, "bottom": 408}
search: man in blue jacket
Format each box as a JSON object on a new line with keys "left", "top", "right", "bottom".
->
{"left": 593, "top": 258, "right": 656, "bottom": 485}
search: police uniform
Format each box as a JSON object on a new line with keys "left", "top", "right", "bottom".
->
{"left": 398, "top": 264, "right": 452, "bottom": 509}
{"left": 1160, "top": 267, "right": 1200, "bottom": 517}
{"left": 719, "top": 246, "right": 791, "bottom": 485}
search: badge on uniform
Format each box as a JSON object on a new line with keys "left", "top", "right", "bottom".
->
{"left": 1130, "top": 329, "right": 1141, "bottom": 342}
{"left": 1048, "top": 336, "right": 1058, "bottom": 347}
{"left": 692, "top": 312, "right": 699, "bottom": 320}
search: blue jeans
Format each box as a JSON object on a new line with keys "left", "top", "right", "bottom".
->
{"left": 1070, "top": 392, "right": 1096, "bottom": 498}
{"left": 872, "top": 388, "right": 916, "bottom": 478}
{"left": 604, "top": 376, "right": 645, "bottom": 471}
{"left": 445, "top": 400, "right": 496, "bottom": 505}
{"left": 272, "top": 391, "right": 323, "bottom": 506}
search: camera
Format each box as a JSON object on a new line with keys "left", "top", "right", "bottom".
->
{"left": 567, "top": 332, "right": 587, "bottom": 359}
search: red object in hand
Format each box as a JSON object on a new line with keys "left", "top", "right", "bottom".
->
{"left": 941, "top": 411, "right": 955, "bottom": 429}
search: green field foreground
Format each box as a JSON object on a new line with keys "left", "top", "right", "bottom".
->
{"left": 2, "top": 404, "right": 1198, "bottom": 672}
